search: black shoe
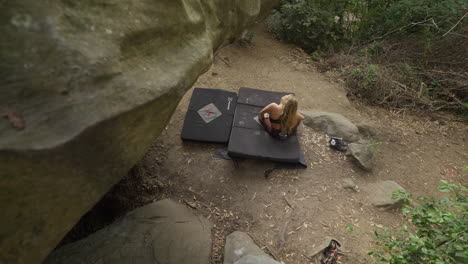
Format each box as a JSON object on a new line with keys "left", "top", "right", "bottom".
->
{"left": 329, "top": 137, "right": 347, "bottom": 152}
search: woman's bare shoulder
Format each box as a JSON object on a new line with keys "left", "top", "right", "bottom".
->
{"left": 297, "top": 112, "right": 305, "bottom": 120}
{"left": 264, "top": 103, "right": 281, "bottom": 110}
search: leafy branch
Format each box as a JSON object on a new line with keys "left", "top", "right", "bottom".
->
{"left": 370, "top": 181, "right": 468, "bottom": 264}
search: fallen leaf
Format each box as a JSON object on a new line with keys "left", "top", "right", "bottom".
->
{"left": 184, "top": 200, "right": 197, "bottom": 209}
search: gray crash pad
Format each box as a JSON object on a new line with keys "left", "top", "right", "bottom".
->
{"left": 227, "top": 88, "right": 306, "bottom": 167}
{"left": 181, "top": 88, "right": 237, "bottom": 143}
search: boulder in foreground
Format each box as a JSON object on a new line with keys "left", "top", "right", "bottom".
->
{"left": 44, "top": 199, "right": 213, "bottom": 264}
{"left": 0, "top": 1, "right": 277, "bottom": 263}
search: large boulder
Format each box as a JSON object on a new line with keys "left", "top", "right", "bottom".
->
{"left": 44, "top": 199, "right": 213, "bottom": 264}
{"left": 0, "top": 1, "right": 277, "bottom": 263}
{"left": 302, "top": 111, "right": 360, "bottom": 141}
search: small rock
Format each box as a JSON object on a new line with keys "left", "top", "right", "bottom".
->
{"left": 224, "top": 231, "right": 277, "bottom": 264}
{"left": 302, "top": 111, "right": 360, "bottom": 142}
{"left": 342, "top": 178, "right": 358, "bottom": 192}
{"left": 347, "top": 140, "right": 375, "bottom": 170}
{"left": 306, "top": 238, "right": 343, "bottom": 259}
{"left": 292, "top": 61, "right": 308, "bottom": 71}
{"left": 234, "top": 255, "right": 280, "bottom": 264}
{"left": 306, "top": 238, "right": 333, "bottom": 258}
{"left": 363, "top": 181, "right": 406, "bottom": 210}
{"left": 356, "top": 121, "right": 377, "bottom": 138}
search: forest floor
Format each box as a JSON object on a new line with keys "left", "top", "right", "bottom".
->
{"left": 68, "top": 24, "right": 467, "bottom": 264}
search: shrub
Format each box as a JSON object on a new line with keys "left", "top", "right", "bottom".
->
{"left": 359, "top": 0, "right": 468, "bottom": 40}
{"left": 270, "top": 0, "right": 468, "bottom": 114}
{"left": 270, "top": 0, "right": 468, "bottom": 50}
{"left": 369, "top": 181, "right": 468, "bottom": 263}
{"left": 269, "top": 0, "right": 350, "bottom": 52}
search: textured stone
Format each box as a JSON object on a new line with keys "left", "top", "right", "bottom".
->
{"left": 0, "top": 1, "right": 277, "bottom": 263}
{"left": 364, "top": 181, "right": 406, "bottom": 209}
{"left": 224, "top": 231, "right": 277, "bottom": 264}
{"left": 347, "top": 140, "right": 375, "bottom": 170}
{"left": 302, "top": 111, "right": 360, "bottom": 141}
{"left": 234, "top": 255, "right": 281, "bottom": 264}
{"left": 306, "top": 238, "right": 335, "bottom": 258}
{"left": 356, "top": 121, "right": 377, "bottom": 138}
{"left": 44, "top": 199, "right": 213, "bottom": 264}
{"left": 342, "top": 178, "right": 358, "bottom": 192}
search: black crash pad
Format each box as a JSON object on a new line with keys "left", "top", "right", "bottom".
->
{"left": 228, "top": 88, "right": 306, "bottom": 167}
{"left": 181, "top": 88, "right": 237, "bottom": 143}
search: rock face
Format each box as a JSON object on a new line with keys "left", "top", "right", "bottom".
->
{"left": 363, "top": 181, "right": 406, "bottom": 209}
{"left": 224, "top": 231, "right": 280, "bottom": 264}
{"left": 347, "top": 140, "right": 375, "bottom": 170}
{"left": 0, "top": 1, "right": 277, "bottom": 263}
{"left": 356, "top": 121, "right": 377, "bottom": 138}
{"left": 234, "top": 255, "right": 281, "bottom": 264}
{"left": 302, "top": 111, "right": 360, "bottom": 141}
{"left": 44, "top": 199, "right": 213, "bottom": 264}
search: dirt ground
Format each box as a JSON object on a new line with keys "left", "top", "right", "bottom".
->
{"left": 63, "top": 24, "right": 467, "bottom": 263}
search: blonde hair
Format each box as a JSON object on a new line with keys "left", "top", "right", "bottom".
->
{"left": 280, "top": 95, "right": 298, "bottom": 135}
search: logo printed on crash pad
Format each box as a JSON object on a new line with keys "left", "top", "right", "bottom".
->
{"left": 198, "top": 103, "right": 222, "bottom": 123}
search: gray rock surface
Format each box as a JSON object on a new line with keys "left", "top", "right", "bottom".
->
{"left": 364, "top": 181, "right": 406, "bottom": 209}
{"left": 302, "top": 111, "right": 360, "bottom": 141}
{"left": 44, "top": 199, "right": 213, "bottom": 264}
{"left": 224, "top": 231, "right": 277, "bottom": 264}
{"left": 234, "top": 255, "right": 281, "bottom": 264}
{"left": 0, "top": 1, "right": 277, "bottom": 263}
{"left": 342, "top": 178, "right": 359, "bottom": 192}
{"left": 306, "top": 238, "right": 334, "bottom": 258}
{"left": 347, "top": 140, "right": 375, "bottom": 170}
{"left": 356, "top": 121, "right": 377, "bottom": 138}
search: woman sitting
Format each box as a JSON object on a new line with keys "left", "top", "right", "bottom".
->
{"left": 258, "top": 94, "right": 304, "bottom": 139}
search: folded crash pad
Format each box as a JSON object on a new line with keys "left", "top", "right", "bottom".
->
{"left": 181, "top": 88, "right": 237, "bottom": 143}
{"left": 227, "top": 88, "right": 306, "bottom": 167}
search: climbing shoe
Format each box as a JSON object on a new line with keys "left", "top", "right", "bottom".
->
{"left": 321, "top": 239, "right": 341, "bottom": 264}
{"left": 329, "top": 137, "right": 347, "bottom": 152}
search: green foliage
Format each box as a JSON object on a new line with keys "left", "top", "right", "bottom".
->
{"left": 269, "top": 0, "right": 351, "bottom": 51}
{"left": 351, "top": 64, "right": 379, "bottom": 90}
{"left": 368, "top": 139, "right": 383, "bottom": 153}
{"left": 270, "top": 0, "right": 468, "bottom": 51}
{"left": 359, "top": 0, "right": 468, "bottom": 40}
{"left": 369, "top": 181, "right": 468, "bottom": 263}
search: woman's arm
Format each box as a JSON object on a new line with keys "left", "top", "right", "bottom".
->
{"left": 258, "top": 103, "right": 277, "bottom": 133}
{"left": 259, "top": 103, "right": 277, "bottom": 118}
{"left": 291, "top": 113, "right": 305, "bottom": 134}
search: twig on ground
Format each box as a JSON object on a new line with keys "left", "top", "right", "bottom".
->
{"left": 278, "top": 220, "right": 290, "bottom": 249}
{"left": 216, "top": 54, "right": 232, "bottom": 68}
{"left": 283, "top": 195, "right": 294, "bottom": 209}
{"left": 443, "top": 11, "right": 468, "bottom": 37}
{"left": 374, "top": 18, "right": 433, "bottom": 40}
{"left": 248, "top": 233, "right": 280, "bottom": 261}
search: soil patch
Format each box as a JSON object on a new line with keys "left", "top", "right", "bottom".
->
{"left": 59, "top": 24, "right": 467, "bottom": 263}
